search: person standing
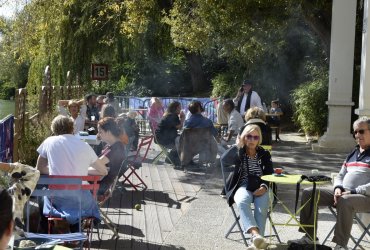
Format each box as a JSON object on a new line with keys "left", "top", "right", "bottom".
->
{"left": 234, "top": 80, "right": 263, "bottom": 118}
{"left": 148, "top": 97, "right": 165, "bottom": 132}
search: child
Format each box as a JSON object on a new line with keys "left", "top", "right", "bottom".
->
{"left": 269, "top": 100, "right": 283, "bottom": 141}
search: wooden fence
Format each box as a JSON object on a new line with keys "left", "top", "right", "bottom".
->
{"left": 13, "top": 66, "right": 82, "bottom": 162}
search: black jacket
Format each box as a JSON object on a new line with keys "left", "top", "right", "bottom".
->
{"left": 221, "top": 145, "right": 274, "bottom": 206}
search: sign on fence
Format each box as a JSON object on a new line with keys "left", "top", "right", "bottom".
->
{"left": 91, "top": 64, "right": 109, "bottom": 80}
{"left": 0, "top": 115, "right": 14, "bottom": 163}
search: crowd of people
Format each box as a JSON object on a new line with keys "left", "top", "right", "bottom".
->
{"left": 1, "top": 82, "right": 369, "bottom": 250}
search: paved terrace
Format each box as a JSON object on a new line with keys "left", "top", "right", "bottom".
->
{"left": 91, "top": 132, "right": 370, "bottom": 250}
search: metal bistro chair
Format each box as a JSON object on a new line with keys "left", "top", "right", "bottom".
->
{"left": 98, "top": 159, "right": 128, "bottom": 239}
{"left": 322, "top": 206, "right": 370, "bottom": 249}
{"left": 25, "top": 175, "right": 100, "bottom": 249}
{"left": 121, "top": 135, "right": 153, "bottom": 190}
{"left": 221, "top": 146, "right": 281, "bottom": 246}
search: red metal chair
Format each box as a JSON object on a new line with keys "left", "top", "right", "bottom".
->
{"left": 25, "top": 175, "right": 100, "bottom": 250}
{"left": 120, "top": 135, "right": 153, "bottom": 191}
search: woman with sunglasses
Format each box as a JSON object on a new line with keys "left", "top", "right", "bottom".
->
{"left": 221, "top": 124, "right": 273, "bottom": 250}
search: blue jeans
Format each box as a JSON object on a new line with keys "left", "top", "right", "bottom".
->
{"left": 234, "top": 185, "right": 270, "bottom": 236}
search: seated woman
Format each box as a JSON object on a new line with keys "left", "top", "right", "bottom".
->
{"left": 96, "top": 117, "right": 126, "bottom": 197}
{"left": 0, "top": 188, "right": 13, "bottom": 250}
{"left": 238, "top": 107, "right": 272, "bottom": 146}
{"left": 221, "top": 124, "right": 273, "bottom": 250}
{"left": 58, "top": 99, "right": 87, "bottom": 134}
{"left": 155, "top": 101, "right": 185, "bottom": 165}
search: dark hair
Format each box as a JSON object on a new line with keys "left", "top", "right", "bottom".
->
{"left": 51, "top": 115, "right": 74, "bottom": 135}
{"left": 271, "top": 99, "right": 280, "bottom": 105}
{"left": 188, "top": 101, "right": 203, "bottom": 114}
{"left": 242, "top": 79, "right": 253, "bottom": 85}
{"left": 85, "top": 93, "right": 97, "bottom": 102}
{"left": 101, "top": 104, "right": 116, "bottom": 118}
{"left": 0, "top": 188, "right": 13, "bottom": 238}
{"left": 223, "top": 99, "right": 235, "bottom": 110}
{"left": 98, "top": 117, "right": 121, "bottom": 137}
{"left": 166, "top": 101, "right": 181, "bottom": 115}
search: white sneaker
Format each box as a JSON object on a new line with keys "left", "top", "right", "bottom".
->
{"left": 287, "top": 234, "right": 315, "bottom": 245}
{"left": 251, "top": 234, "right": 267, "bottom": 249}
{"left": 246, "top": 244, "right": 258, "bottom": 250}
{"left": 334, "top": 245, "right": 348, "bottom": 250}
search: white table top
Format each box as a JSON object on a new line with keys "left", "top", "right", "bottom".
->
{"left": 75, "top": 134, "right": 100, "bottom": 145}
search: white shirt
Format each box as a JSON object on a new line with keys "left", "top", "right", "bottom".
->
{"left": 58, "top": 105, "right": 87, "bottom": 134}
{"left": 37, "top": 134, "right": 98, "bottom": 176}
{"left": 239, "top": 91, "right": 263, "bottom": 115}
{"left": 228, "top": 109, "right": 244, "bottom": 133}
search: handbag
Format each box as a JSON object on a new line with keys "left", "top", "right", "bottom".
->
{"left": 288, "top": 242, "right": 332, "bottom": 250}
{"left": 295, "top": 175, "right": 332, "bottom": 214}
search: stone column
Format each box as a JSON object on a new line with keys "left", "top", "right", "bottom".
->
{"left": 312, "top": 0, "right": 357, "bottom": 153}
{"left": 355, "top": 0, "right": 370, "bottom": 117}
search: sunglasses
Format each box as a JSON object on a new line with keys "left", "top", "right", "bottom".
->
{"left": 246, "top": 135, "right": 260, "bottom": 141}
{"left": 353, "top": 129, "right": 369, "bottom": 136}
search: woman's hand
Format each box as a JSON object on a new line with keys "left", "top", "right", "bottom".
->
{"left": 253, "top": 186, "right": 267, "bottom": 197}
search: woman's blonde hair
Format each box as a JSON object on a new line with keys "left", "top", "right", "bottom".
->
{"left": 245, "top": 107, "right": 266, "bottom": 122}
{"left": 237, "top": 124, "right": 262, "bottom": 148}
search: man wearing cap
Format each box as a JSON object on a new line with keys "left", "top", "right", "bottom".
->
{"left": 234, "top": 80, "right": 263, "bottom": 117}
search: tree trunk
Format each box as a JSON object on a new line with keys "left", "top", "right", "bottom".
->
{"left": 184, "top": 51, "right": 209, "bottom": 93}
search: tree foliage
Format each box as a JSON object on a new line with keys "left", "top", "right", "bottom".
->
{"left": 0, "top": 0, "right": 351, "bottom": 135}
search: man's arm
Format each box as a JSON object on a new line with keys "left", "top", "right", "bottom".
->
{"left": 36, "top": 155, "right": 49, "bottom": 175}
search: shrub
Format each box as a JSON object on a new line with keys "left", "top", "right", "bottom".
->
{"left": 18, "top": 114, "right": 54, "bottom": 166}
{"left": 291, "top": 72, "right": 328, "bottom": 136}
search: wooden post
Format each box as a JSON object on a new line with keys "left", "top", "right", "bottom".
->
{"left": 13, "top": 88, "right": 27, "bottom": 162}
{"left": 39, "top": 66, "right": 51, "bottom": 115}
{"left": 66, "top": 71, "right": 72, "bottom": 99}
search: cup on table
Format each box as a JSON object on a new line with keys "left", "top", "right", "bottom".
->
{"left": 91, "top": 115, "right": 96, "bottom": 121}
{"left": 274, "top": 167, "right": 283, "bottom": 175}
{"left": 311, "top": 169, "right": 319, "bottom": 175}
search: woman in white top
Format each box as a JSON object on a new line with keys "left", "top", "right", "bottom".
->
{"left": 58, "top": 99, "right": 87, "bottom": 134}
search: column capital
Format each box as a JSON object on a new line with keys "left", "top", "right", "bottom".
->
{"left": 326, "top": 101, "right": 355, "bottom": 106}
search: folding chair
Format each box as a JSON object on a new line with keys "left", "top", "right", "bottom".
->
{"left": 149, "top": 122, "right": 175, "bottom": 165}
{"left": 322, "top": 206, "right": 369, "bottom": 249}
{"left": 25, "top": 175, "right": 100, "bottom": 249}
{"left": 121, "top": 135, "right": 153, "bottom": 190}
{"left": 221, "top": 151, "right": 281, "bottom": 246}
{"left": 98, "top": 159, "right": 128, "bottom": 239}
{"left": 178, "top": 127, "right": 217, "bottom": 169}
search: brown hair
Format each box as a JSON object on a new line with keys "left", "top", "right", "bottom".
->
{"left": 98, "top": 117, "right": 121, "bottom": 137}
{"left": 245, "top": 107, "right": 266, "bottom": 122}
{"left": 51, "top": 115, "right": 74, "bottom": 135}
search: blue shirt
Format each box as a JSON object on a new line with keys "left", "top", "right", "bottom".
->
{"left": 184, "top": 113, "right": 218, "bottom": 136}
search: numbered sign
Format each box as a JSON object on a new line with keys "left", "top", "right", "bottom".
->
{"left": 91, "top": 64, "right": 108, "bottom": 80}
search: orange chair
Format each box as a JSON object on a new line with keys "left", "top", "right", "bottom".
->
{"left": 121, "top": 135, "right": 153, "bottom": 191}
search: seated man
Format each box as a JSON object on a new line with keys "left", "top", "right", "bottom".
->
{"left": 218, "top": 99, "right": 244, "bottom": 155}
{"left": 288, "top": 117, "right": 370, "bottom": 250}
{"left": 36, "top": 115, "right": 108, "bottom": 230}
{"left": 181, "top": 101, "right": 219, "bottom": 167}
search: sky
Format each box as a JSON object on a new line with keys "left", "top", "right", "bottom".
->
{"left": 0, "top": 1, "right": 23, "bottom": 19}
